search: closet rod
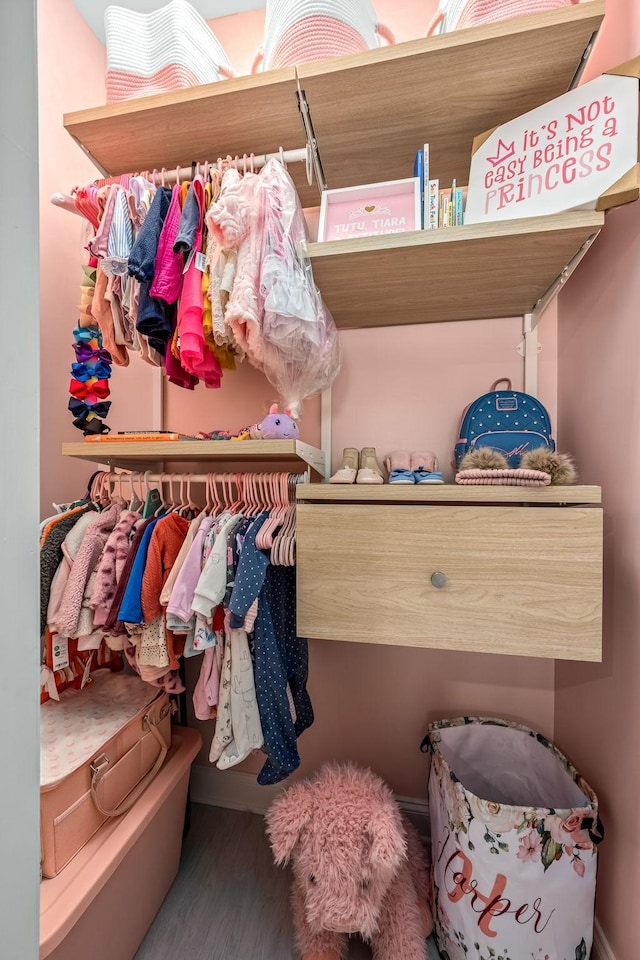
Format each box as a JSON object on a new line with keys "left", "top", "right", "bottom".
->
{"left": 51, "top": 145, "right": 313, "bottom": 215}
{"left": 102, "top": 472, "right": 306, "bottom": 484}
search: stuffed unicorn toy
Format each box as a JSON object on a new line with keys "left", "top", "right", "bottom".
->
{"left": 250, "top": 403, "right": 300, "bottom": 440}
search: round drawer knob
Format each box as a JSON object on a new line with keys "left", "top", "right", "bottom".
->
{"left": 431, "top": 572, "right": 448, "bottom": 589}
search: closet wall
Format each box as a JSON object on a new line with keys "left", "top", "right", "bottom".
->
{"left": 41, "top": 0, "right": 558, "bottom": 802}
{"left": 38, "top": 0, "right": 157, "bottom": 517}
{"left": 555, "top": 0, "right": 640, "bottom": 953}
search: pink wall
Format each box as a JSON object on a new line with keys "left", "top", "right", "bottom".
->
{"left": 39, "top": 0, "right": 559, "bottom": 798}
{"left": 555, "top": 1, "right": 639, "bottom": 955}
{"left": 38, "top": 0, "right": 157, "bottom": 518}
{"left": 164, "top": 1, "right": 558, "bottom": 792}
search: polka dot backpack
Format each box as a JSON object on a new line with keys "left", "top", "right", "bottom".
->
{"left": 454, "top": 378, "right": 555, "bottom": 469}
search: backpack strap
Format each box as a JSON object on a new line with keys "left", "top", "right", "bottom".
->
{"left": 490, "top": 378, "right": 512, "bottom": 391}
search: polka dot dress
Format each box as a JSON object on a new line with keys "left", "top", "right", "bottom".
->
{"left": 229, "top": 513, "right": 314, "bottom": 785}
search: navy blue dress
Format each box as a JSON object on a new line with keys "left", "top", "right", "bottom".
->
{"left": 229, "top": 515, "right": 313, "bottom": 784}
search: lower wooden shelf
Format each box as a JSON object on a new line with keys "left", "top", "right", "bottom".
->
{"left": 296, "top": 484, "right": 601, "bottom": 504}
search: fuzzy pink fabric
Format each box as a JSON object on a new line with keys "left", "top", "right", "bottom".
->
{"left": 266, "top": 762, "right": 433, "bottom": 960}
{"left": 455, "top": 468, "right": 551, "bottom": 486}
{"left": 90, "top": 511, "right": 142, "bottom": 625}
{"left": 56, "top": 504, "right": 123, "bottom": 638}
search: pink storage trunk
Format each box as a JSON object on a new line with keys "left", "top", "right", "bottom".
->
{"left": 40, "top": 727, "right": 202, "bottom": 960}
{"left": 40, "top": 673, "right": 172, "bottom": 878}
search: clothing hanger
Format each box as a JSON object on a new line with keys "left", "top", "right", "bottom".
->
{"left": 256, "top": 473, "right": 279, "bottom": 548}
{"left": 184, "top": 474, "right": 199, "bottom": 517}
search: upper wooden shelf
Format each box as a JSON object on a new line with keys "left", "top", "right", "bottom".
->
{"left": 63, "top": 2, "right": 603, "bottom": 207}
{"left": 62, "top": 440, "right": 325, "bottom": 476}
{"left": 299, "top": 1, "right": 604, "bottom": 190}
{"left": 306, "top": 210, "right": 604, "bottom": 328}
{"left": 296, "top": 484, "right": 601, "bottom": 504}
{"left": 63, "top": 68, "right": 318, "bottom": 207}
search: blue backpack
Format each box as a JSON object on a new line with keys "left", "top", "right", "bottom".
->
{"left": 455, "top": 378, "right": 555, "bottom": 469}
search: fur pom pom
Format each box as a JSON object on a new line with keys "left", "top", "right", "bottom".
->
{"left": 459, "top": 448, "right": 509, "bottom": 472}
{"left": 520, "top": 449, "right": 577, "bottom": 485}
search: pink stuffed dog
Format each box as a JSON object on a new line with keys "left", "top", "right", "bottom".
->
{"left": 266, "top": 762, "right": 433, "bottom": 960}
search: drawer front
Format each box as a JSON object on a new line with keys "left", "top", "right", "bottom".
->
{"left": 297, "top": 504, "right": 602, "bottom": 661}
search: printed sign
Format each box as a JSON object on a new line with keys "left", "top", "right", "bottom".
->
{"left": 465, "top": 73, "right": 639, "bottom": 224}
{"left": 318, "top": 178, "right": 421, "bottom": 242}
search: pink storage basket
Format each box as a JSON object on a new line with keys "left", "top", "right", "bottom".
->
{"left": 105, "top": 0, "right": 234, "bottom": 103}
{"left": 427, "top": 0, "right": 579, "bottom": 36}
{"left": 253, "top": 0, "right": 394, "bottom": 72}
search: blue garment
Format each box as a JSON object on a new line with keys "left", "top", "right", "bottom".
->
{"left": 136, "top": 283, "right": 176, "bottom": 353}
{"left": 117, "top": 517, "right": 160, "bottom": 624}
{"left": 173, "top": 181, "right": 200, "bottom": 254}
{"left": 128, "top": 187, "right": 172, "bottom": 283}
{"left": 229, "top": 514, "right": 313, "bottom": 785}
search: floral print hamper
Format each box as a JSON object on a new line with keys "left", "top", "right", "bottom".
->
{"left": 422, "top": 718, "right": 603, "bottom": 960}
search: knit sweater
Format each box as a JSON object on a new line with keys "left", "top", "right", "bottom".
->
{"left": 40, "top": 506, "right": 95, "bottom": 635}
{"left": 90, "top": 510, "right": 143, "bottom": 625}
{"left": 141, "top": 513, "right": 189, "bottom": 621}
{"left": 55, "top": 503, "right": 122, "bottom": 638}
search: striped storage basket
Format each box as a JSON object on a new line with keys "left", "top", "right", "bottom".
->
{"left": 253, "top": 0, "right": 394, "bottom": 72}
{"left": 105, "top": 0, "right": 234, "bottom": 103}
{"left": 427, "top": 0, "right": 579, "bottom": 35}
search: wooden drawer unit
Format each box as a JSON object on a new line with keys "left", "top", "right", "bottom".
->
{"left": 296, "top": 491, "right": 602, "bottom": 661}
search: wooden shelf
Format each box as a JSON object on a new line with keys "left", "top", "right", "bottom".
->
{"left": 297, "top": 484, "right": 601, "bottom": 504}
{"left": 63, "top": 3, "right": 603, "bottom": 209}
{"left": 62, "top": 440, "right": 325, "bottom": 476}
{"left": 307, "top": 211, "right": 604, "bottom": 328}
{"left": 63, "top": 69, "right": 318, "bottom": 207}
{"left": 299, "top": 1, "right": 604, "bottom": 190}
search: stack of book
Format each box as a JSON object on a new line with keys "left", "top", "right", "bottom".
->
{"left": 414, "top": 144, "right": 466, "bottom": 230}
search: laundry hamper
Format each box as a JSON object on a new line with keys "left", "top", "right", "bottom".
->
{"left": 427, "top": 0, "right": 579, "bottom": 36}
{"left": 423, "top": 717, "right": 603, "bottom": 960}
{"left": 105, "top": 0, "right": 234, "bottom": 103}
{"left": 252, "top": 0, "right": 394, "bottom": 72}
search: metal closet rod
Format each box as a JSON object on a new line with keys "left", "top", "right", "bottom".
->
{"left": 51, "top": 145, "right": 313, "bottom": 215}
{"left": 109, "top": 471, "right": 306, "bottom": 484}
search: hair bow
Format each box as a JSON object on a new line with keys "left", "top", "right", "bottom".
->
{"left": 72, "top": 343, "right": 112, "bottom": 363}
{"left": 68, "top": 398, "right": 112, "bottom": 420}
{"left": 70, "top": 360, "right": 113, "bottom": 381}
{"left": 69, "top": 378, "right": 111, "bottom": 401}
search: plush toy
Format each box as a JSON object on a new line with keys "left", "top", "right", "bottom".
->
{"left": 250, "top": 403, "right": 300, "bottom": 440}
{"left": 266, "top": 762, "right": 433, "bottom": 960}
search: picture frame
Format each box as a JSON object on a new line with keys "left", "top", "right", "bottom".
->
{"left": 317, "top": 177, "right": 421, "bottom": 242}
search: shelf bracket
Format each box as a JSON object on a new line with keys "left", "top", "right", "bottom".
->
{"left": 518, "top": 314, "right": 542, "bottom": 396}
{"left": 569, "top": 28, "right": 601, "bottom": 90}
{"left": 295, "top": 83, "right": 327, "bottom": 194}
{"left": 295, "top": 440, "right": 327, "bottom": 479}
{"left": 529, "top": 230, "right": 601, "bottom": 331}
{"left": 320, "top": 387, "right": 332, "bottom": 481}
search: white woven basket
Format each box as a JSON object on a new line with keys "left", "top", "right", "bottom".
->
{"left": 427, "top": 0, "right": 579, "bottom": 35}
{"left": 105, "top": 0, "right": 234, "bottom": 102}
{"left": 253, "top": 0, "right": 394, "bottom": 72}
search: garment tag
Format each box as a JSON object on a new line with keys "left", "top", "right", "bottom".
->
{"left": 195, "top": 251, "right": 207, "bottom": 272}
{"left": 52, "top": 636, "right": 69, "bottom": 671}
{"left": 79, "top": 653, "right": 94, "bottom": 688}
{"left": 182, "top": 248, "right": 195, "bottom": 274}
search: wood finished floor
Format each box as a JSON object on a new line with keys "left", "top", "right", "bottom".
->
{"left": 134, "top": 804, "right": 442, "bottom": 960}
